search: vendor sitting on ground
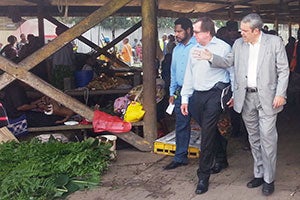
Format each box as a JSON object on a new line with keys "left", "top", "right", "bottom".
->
{"left": 1, "top": 81, "right": 75, "bottom": 134}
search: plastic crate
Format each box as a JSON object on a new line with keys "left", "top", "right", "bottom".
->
{"left": 154, "top": 141, "right": 200, "bottom": 158}
{"left": 154, "top": 129, "right": 201, "bottom": 158}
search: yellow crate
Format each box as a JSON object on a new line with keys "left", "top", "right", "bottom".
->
{"left": 154, "top": 141, "right": 200, "bottom": 158}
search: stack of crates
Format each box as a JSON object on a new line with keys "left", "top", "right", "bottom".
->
{"left": 154, "top": 128, "right": 201, "bottom": 158}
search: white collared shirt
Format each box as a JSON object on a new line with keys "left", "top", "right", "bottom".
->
{"left": 247, "top": 33, "right": 262, "bottom": 87}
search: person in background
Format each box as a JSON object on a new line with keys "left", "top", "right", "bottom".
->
{"left": 226, "top": 20, "right": 242, "bottom": 46}
{"left": 197, "top": 13, "right": 289, "bottom": 196}
{"left": 135, "top": 42, "right": 142, "bottom": 62}
{"left": 161, "top": 53, "right": 172, "bottom": 97}
{"left": 215, "top": 26, "right": 230, "bottom": 45}
{"left": 268, "top": 30, "right": 279, "bottom": 36}
{"left": 161, "top": 33, "right": 168, "bottom": 55}
{"left": 222, "top": 21, "right": 250, "bottom": 150}
{"left": 0, "top": 35, "right": 18, "bottom": 62}
{"left": 180, "top": 17, "right": 233, "bottom": 195}
{"left": 1, "top": 81, "right": 67, "bottom": 136}
{"left": 163, "top": 17, "right": 197, "bottom": 170}
{"left": 121, "top": 38, "right": 133, "bottom": 66}
{"left": 293, "top": 29, "right": 300, "bottom": 73}
{"left": 285, "top": 36, "right": 296, "bottom": 65}
{"left": 262, "top": 25, "right": 269, "bottom": 33}
{"left": 17, "top": 33, "right": 27, "bottom": 51}
{"left": 166, "top": 34, "right": 176, "bottom": 54}
{"left": 48, "top": 25, "right": 75, "bottom": 89}
{"left": 131, "top": 38, "right": 139, "bottom": 61}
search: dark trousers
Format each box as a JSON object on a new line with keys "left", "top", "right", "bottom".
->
{"left": 173, "top": 95, "right": 191, "bottom": 163}
{"left": 189, "top": 88, "right": 225, "bottom": 180}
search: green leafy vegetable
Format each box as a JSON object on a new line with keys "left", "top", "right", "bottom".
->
{"left": 0, "top": 137, "right": 111, "bottom": 199}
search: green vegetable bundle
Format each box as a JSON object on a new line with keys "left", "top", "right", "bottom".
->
{"left": 0, "top": 137, "right": 111, "bottom": 199}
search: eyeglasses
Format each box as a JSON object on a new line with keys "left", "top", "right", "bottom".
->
{"left": 194, "top": 30, "right": 205, "bottom": 34}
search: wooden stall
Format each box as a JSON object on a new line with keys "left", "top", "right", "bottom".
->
{"left": 0, "top": 0, "right": 299, "bottom": 151}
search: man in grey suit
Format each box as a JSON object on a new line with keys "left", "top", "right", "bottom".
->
{"left": 196, "top": 13, "right": 289, "bottom": 196}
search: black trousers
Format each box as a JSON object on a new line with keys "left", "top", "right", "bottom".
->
{"left": 189, "top": 88, "right": 226, "bottom": 180}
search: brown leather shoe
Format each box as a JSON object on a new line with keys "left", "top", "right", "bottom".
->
{"left": 247, "top": 178, "right": 264, "bottom": 188}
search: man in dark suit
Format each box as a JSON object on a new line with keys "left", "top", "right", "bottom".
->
{"left": 197, "top": 13, "right": 289, "bottom": 196}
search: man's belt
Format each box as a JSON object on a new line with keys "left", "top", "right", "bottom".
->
{"left": 246, "top": 87, "right": 258, "bottom": 93}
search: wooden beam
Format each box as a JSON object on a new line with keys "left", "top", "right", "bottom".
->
{"left": 101, "top": 21, "right": 142, "bottom": 52}
{"left": 142, "top": 0, "right": 157, "bottom": 144}
{"left": 37, "top": 0, "right": 45, "bottom": 46}
{"left": 0, "top": 0, "right": 132, "bottom": 84}
{"left": 18, "top": 0, "right": 133, "bottom": 71}
{"left": 0, "top": 0, "right": 152, "bottom": 151}
{"left": 0, "top": 56, "right": 94, "bottom": 121}
{"left": 0, "top": 57, "right": 151, "bottom": 151}
{"left": 44, "top": 15, "right": 130, "bottom": 68}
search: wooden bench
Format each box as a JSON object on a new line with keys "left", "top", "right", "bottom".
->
{"left": 27, "top": 121, "right": 144, "bottom": 139}
{"left": 27, "top": 124, "right": 93, "bottom": 132}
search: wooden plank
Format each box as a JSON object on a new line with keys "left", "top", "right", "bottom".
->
{"left": 115, "top": 131, "right": 152, "bottom": 152}
{"left": 0, "top": 127, "right": 19, "bottom": 143}
{"left": 27, "top": 121, "right": 151, "bottom": 151}
{"left": 0, "top": 57, "right": 95, "bottom": 121}
{"left": 44, "top": 15, "right": 130, "bottom": 69}
{"left": 20, "top": 0, "right": 133, "bottom": 71}
{"left": 141, "top": 0, "right": 158, "bottom": 144}
{"left": 28, "top": 121, "right": 144, "bottom": 132}
{"left": 28, "top": 124, "right": 93, "bottom": 132}
{"left": 65, "top": 89, "right": 130, "bottom": 96}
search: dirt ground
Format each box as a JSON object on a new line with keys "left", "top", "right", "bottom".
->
{"left": 67, "top": 106, "right": 300, "bottom": 200}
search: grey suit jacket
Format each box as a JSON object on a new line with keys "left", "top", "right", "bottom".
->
{"left": 212, "top": 32, "right": 289, "bottom": 115}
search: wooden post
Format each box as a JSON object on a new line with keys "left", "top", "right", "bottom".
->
{"left": 38, "top": 0, "right": 45, "bottom": 46}
{"left": 274, "top": 18, "right": 279, "bottom": 32}
{"left": 142, "top": 0, "right": 158, "bottom": 145}
{"left": 288, "top": 22, "right": 292, "bottom": 37}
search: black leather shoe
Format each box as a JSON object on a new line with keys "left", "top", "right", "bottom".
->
{"left": 262, "top": 182, "right": 274, "bottom": 196}
{"left": 210, "top": 161, "right": 228, "bottom": 174}
{"left": 247, "top": 178, "right": 264, "bottom": 188}
{"left": 163, "top": 161, "right": 187, "bottom": 170}
{"left": 195, "top": 179, "right": 209, "bottom": 194}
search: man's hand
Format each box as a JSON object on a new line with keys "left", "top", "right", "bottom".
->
{"left": 192, "top": 49, "right": 212, "bottom": 60}
{"left": 181, "top": 103, "right": 189, "bottom": 116}
{"left": 273, "top": 96, "right": 286, "bottom": 108}
{"left": 169, "top": 96, "right": 175, "bottom": 105}
{"left": 227, "top": 98, "right": 234, "bottom": 108}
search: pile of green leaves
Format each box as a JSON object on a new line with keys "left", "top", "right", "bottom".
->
{"left": 0, "top": 137, "right": 111, "bottom": 200}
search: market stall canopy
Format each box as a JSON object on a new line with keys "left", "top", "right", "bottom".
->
{"left": 0, "top": 0, "right": 299, "bottom": 23}
{"left": 13, "top": 18, "right": 56, "bottom": 41}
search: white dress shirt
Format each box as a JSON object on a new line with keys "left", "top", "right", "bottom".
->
{"left": 247, "top": 33, "right": 262, "bottom": 87}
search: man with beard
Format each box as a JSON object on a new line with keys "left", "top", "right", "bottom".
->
{"left": 163, "top": 17, "right": 197, "bottom": 170}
